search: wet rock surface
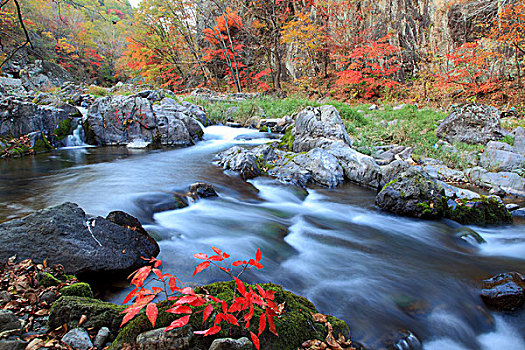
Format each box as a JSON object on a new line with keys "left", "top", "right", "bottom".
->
{"left": 0, "top": 202, "right": 159, "bottom": 275}
{"left": 481, "top": 272, "right": 525, "bottom": 311}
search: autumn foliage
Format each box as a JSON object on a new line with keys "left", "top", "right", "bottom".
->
{"left": 121, "top": 248, "right": 282, "bottom": 350}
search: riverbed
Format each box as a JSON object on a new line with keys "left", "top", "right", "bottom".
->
{"left": 1, "top": 126, "right": 524, "bottom": 349}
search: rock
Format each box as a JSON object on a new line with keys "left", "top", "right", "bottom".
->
{"left": 506, "top": 204, "right": 520, "bottom": 212}
{"left": 106, "top": 210, "right": 149, "bottom": 237}
{"left": 61, "top": 328, "right": 93, "bottom": 350}
{"left": 0, "top": 96, "right": 80, "bottom": 139}
{"left": 376, "top": 169, "right": 512, "bottom": 225}
{"left": 49, "top": 296, "right": 124, "bottom": 335}
{"left": 326, "top": 141, "right": 382, "bottom": 189}
{"left": 39, "top": 290, "right": 58, "bottom": 305}
{"left": 454, "top": 227, "right": 486, "bottom": 244}
{"left": 135, "top": 326, "right": 192, "bottom": 350}
{"left": 0, "top": 310, "right": 21, "bottom": 333}
{"left": 20, "top": 60, "right": 74, "bottom": 91}
{"left": 269, "top": 148, "right": 344, "bottom": 188}
{"left": 512, "top": 208, "right": 525, "bottom": 218}
{"left": 420, "top": 164, "right": 468, "bottom": 183}
{"left": 376, "top": 169, "right": 446, "bottom": 219}
{"left": 60, "top": 283, "right": 93, "bottom": 298}
{"left": 217, "top": 146, "right": 260, "bottom": 180}
{"left": 375, "top": 151, "right": 395, "bottom": 164}
{"left": 188, "top": 182, "right": 218, "bottom": 198}
{"left": 0, "top": 338, "right": 27, "bottom": 350}
{"left": 380, "top": 160, "right": 411, "bottom": 187}
{"left": 514, "top": 126, "right": 525, "bottom": 155}
{"left": 480, "top": 272, "right": 525, "bottom": 311}
{"left": 209, "top": 337, "right": 252, "bottom": 350}
{"left": 293, "top": 105, "right": 352, "bottom": 152}
{"left": 86, "top": 95, "right": 203, "bottom": 146}
{"left": 36, "top": 272, "right": 61, "bottom": 287}
{"left": 113, "top": 281, "right": 349, "bottom": 350}
{"left": 0, "top": 291, "right": 13, "bottom": 305}
{"left": 93, "top": 327, "right": 110, "bottom": 350}
{"left": 393, "top": 104, "right": 407, "bottom": 111}
{"left": 369, "top": 104, "right": 379, "bottom": 111}
{"left": 479, "top": 141, "right": 525, "bottom": 172}
{"left": 436, "top": 104, "right": 505, "bottom": 144}
{"left": 0, "top": 202, "right": 159, "bottom": 275}
{"left": 466, "top": 167, "right": 525, "bottom": 197}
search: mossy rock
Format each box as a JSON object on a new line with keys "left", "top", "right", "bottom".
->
{"left": 112, "top": 282, "right": 349, "bottom": 350}
{"left": 54, "top": 119, "right": 72, "bottom": 141}
{"left": 37, "top": 272, "right": 61, "bottom": 287}
{"left": 60, "top": 282, "right": 93, "bottom": 298}
{"left": 279, "top": 125, "right": 295, "bottom": 150}
{"left": 49, "top": 296, "right": 125, "bottom": 336}
{"left": 445, "top": 196, "right": 513, "bottom": 226}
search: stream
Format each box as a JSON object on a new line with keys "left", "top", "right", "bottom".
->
{"left": 1, "top": 126, "right": 524, "bottom": 349}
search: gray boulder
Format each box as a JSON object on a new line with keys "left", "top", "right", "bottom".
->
{"left": 479, "top": 141, "right": 525, "bottom": 172}
{"left": 514, "top": 127, "right": 525, "bottom": 155}
{"left": 293, "top": 105, "right": 352, "bottom": 152}
{"left": 20, "top": 60, "right": 74, "bottom": 91}
{"left": 376, "top": 169, "right": 446, "bottom": 219}
{"left": 466, "top": 167, "right": 525, "bottom": 197}
{"left": 326, "top": 141, "right": 382, "bottom": 189}
{"left": 86, "top": 95, "right": 204, "bottom": 146}
{"left": 0, "top": 95, "right": 80, "bottom": 138}
{"left": 209, "top": 337, "right": 252, "bottom": 350}
{"left": 0, "top": 310, "right": 21, "bottom": 333}
{"left": 61, "top": 328, "right": 93, "bottom": 350}
{"left": 436, "top": 104, "right": 505, "bottom": 144}
{"left": 135, "top": 326, "right": 192, "bottom": 350}
{"left": 0, "top": 202, "right": 159, "bottom": 275}
{"left": 217, "top": 146, "right": 261, "bottom": 180}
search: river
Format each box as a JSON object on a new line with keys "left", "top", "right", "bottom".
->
{"left": 1, "top": 126, "right": 524, "bottom": 349}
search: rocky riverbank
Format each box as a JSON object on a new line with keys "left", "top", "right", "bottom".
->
{"left": 215, "top": 102, "right": 524, "bottom": 225}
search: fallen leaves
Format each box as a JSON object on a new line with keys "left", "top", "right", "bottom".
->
{"left": 300, "top": 313, "right": 355, "bottom": 350}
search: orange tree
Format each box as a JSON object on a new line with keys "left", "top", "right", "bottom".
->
{"left": 490, "top": 0, "right": 525, "bottom": 87}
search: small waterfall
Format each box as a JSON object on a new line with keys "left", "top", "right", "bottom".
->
{"left": 64, "top": 118, "right": 89, "bottom": 148}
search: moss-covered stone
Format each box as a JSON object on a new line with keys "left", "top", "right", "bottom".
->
{"left": 37, "top": 272, "right": 61, "bottom": 287}
{"left": 279, "top": 125, "right": 295, "bottom": 150}
{"left": 60, "top": 282, "right": 93, "bottom": 298}
{"left": 49, "top": 296, "right": 125, "bottom": 336}
{"left": 111, "top": 281, "right": 349, "bottom": 350}
{"left": 445, "top": 196, "right": 513, "bottom": 225}
{"left": 82, "top": 120, "right": 97, "bottom": 145}
{"left": 54, "top": 118, "right": 72, "bottom": 141}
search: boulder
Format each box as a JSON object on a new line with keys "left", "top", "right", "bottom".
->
{"left": 376, "top": 169, "right": 513, "bottom": 225}
{"left": 0, "top": 95, "right": 80, "bottom": 139}
{"left": 466, "top": 167, "right": 525, "bottom": 197}
{"left": 0, "top": 310, "right": 21, "bottom": 333}
{"left": 93, "top": 327, "right": 110, "bottom": 350}
{"left": 217, "top": 146, "right": 261, "bottom": 180}
{"left": 188, "top": 182, "right": 218, "bottom": 198}
{"left": 269, "top": 148, "right": 344, "bottom": 188}
{"left": 293, "top": 105, "right": 352, "bottom": 152}
{"left": 0, "top": 202, "right": 159, "bottom": 275}
{"left": 479, "top": 141, "right": 525, "bottom": 172}
{"left": 480, "top": 272, "right": 525, "bottom": 311}
{"left": 20, "top": 60, "right": 74, "bottom": 91}
{"left": 436, "top": 104, "right": 505, "bottom": 144}
{"left": 514, "top": 126, "right": 525, "bottom": 155}
{"left": 376, "top": 169, "right": 447, "bottom": 219}
{"left": 209, "top": 337, "right": 252, "bottom": 350}
{"left": 86, "top": 95, "right": 204, "bottom": 146}
{"left": 49, "top": 296, "right": 125, "bottom": 335}
{"left": 326, "top": 141, "right": 382, "bottom": 189}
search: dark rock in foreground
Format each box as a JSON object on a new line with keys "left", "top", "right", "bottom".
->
{"left": 0, "top": 203, "right": 159, "bottom": 275}
{"left": 481, "top": 272, "right": 525, "bottom": 311}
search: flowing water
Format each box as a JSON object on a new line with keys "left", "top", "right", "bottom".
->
{"left": 1, "top": 126, "right": 524, "bottom": 349}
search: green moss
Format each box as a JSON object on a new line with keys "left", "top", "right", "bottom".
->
{"left": 49, "top": 296, "right": 125, "bottom": 335}
{"left": 260, "top": 125, "right": 269, "bottom": 132}
{"left": 83, "top": 120, "right": 97, "bottom": 145}
{"left": 445, "top": 196, "right": 513, "bottom": 225}
{"left": 33, "top": 133, "right": 53, "bottom": 153}
{"left": 382, "top": 179, "right": 398, "bottom": 191}
{"left": 54, "top": 119, "right": 72, "bottom": 141}
{"left": 37, "top": 272, "right": 61, "bottom": 287}
{"left": 60, "top": 282, "right": 93, "bottom": 298}
{"left": 279, "top": 125, "right": 295, "bottom": 150}
{"left": 256, "top": 155, "right": 275, "bottom": 174}
{"left": 112, "top": 281, "right": 349, "bottom": 350}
